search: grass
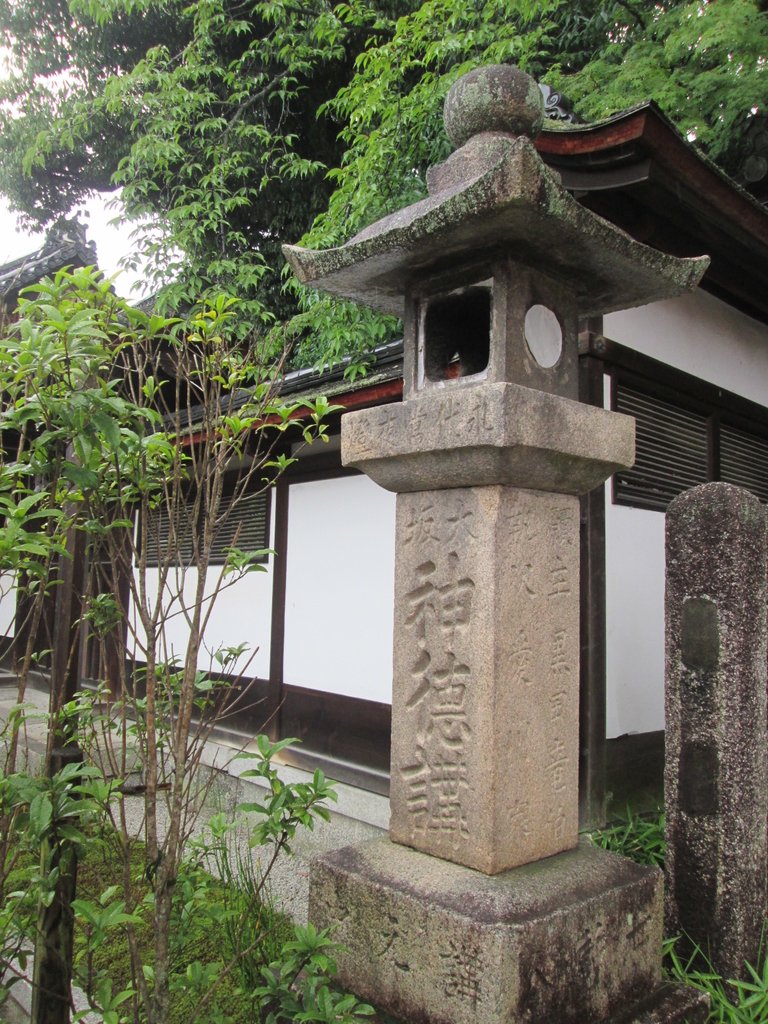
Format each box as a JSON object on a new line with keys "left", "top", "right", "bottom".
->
{"left": 3, "top": 829, "right": 293, "bottom": 1024}
{"left": 588, "top": 804, "right": 666, "bottom": 869}
{"left": 589, "top": 808, "right": 768, "bottom": 1023}
{"left": 76, "top": 831, "right": 294, "bottom": 1024}
{"left": 665, "top": 940, "right": 768, "bottom": 1024}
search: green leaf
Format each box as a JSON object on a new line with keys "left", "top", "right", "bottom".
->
{"left": 29, "top": 792, "right": 53, "bottom": 835}
{"left": 92, "top": 411, "right": 122, "bottom": 451}
{"left": 62, "top": 462, "right": 100, "bottom": 490}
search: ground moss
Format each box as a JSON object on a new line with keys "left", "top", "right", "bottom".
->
{"left": 71, "top": 833, "right": 293, "bottom": 1024}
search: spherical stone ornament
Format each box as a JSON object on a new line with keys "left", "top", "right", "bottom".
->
{"left": 444, "top": 64, "right": 545, "bottom": 148}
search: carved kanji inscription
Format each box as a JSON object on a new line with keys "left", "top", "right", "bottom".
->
{"left": 391, "top": 487, "right": 580, "bottom": 871}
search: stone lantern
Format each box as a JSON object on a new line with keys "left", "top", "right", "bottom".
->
{"left": 284, "top": 64, "right": 709, "bottom": 1024}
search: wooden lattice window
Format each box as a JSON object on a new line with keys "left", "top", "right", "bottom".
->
{"left": 612, "top": 377, "right": 768, "bottom": 511}
{"left": 719, "top": 423, "right": 768, "bottom": 503}
{"left": 142, "top": 485, "right": 271, "bottom": 567}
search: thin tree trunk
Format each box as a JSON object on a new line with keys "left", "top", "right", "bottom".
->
{"left": 32, "top": 514, "right": 86, "bottom": 1024}
{"left": 30, "top": 756, "right": 80, "bottom": 1024}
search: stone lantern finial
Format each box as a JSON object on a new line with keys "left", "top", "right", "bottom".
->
{"left": 443, "top": 64, "right": 544, "bottom": 146}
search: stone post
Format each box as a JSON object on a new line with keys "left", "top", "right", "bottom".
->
{"left": 284, "top": 62, "right": 710, "bottom": 1024}
{"left": 342, "top": 386, "right": 631, "bottom": 873}
{"left": 665, "top": 482, "right": 768, "bottom": 980}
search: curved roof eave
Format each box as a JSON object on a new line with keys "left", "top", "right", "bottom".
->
{"left": 537, "top": 102, "right": 768, "bottom": 324}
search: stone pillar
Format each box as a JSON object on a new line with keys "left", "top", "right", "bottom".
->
{"left": 665, "top": 482, "right": 768, "bottom": 980}
{"left": 342, "top": 380, "right": 634, "bottom": 874}
{"left": 346, "top": 372, "right": 638, "bottom": 876}
{"left": 390, "top": 486, "right": 579, "bottom": 872}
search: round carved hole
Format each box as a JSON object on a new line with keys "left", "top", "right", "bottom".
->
{"left": 524, "top": 305, "right": 562, "bottom": 368}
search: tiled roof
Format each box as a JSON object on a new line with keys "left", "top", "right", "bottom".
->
{"left": 0, "top": 219, "right": 97, "bottom": 303}
{"left": 172, "top": 338, "right": 404, "bottom": 433}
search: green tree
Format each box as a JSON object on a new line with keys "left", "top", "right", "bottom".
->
{"left": 0, "top": 0, "right": 409, "bottom": 328}
{"left": 0, "top": 0, "right": 764, "bottom": 363}
{"left": 549, "top": 0, "right": 768, "bottom": 176}
{"left": 0, "top": 0, "right": 189, "bottom": 218}
{"left": 0, "top": 266, "right": 352, "bottom": 1023}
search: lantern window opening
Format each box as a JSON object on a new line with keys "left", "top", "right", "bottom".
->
{"left": 418, "top": 279, "right": 493, "bottom": 391}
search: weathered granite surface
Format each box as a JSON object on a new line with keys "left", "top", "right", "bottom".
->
{"left": 342, "top": 380, "right": 635, "bottom": 494}
{"left": 665, "top": 482, "right": 768, "bottom": 981}
{"left": 609, "top": 985, "right": 710, "bottom": 1024}
{"left": 310, "top": 838, "right": 707, "bottom": 1024}
{"left": 443, "top": 64, "right": 545, "bottom": 147}
{"left": 390, "top": 486, "right": 579, "bottom": 872}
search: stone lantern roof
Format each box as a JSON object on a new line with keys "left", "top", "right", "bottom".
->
{"left": 283, "top": 65, "right": 708, "bottom": 319}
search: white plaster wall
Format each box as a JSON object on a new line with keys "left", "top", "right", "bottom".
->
{"left": 604, "top": 290, "right": 768, "bottom": 404}
{"left": 602, "top": 291, "right": 768, "bottom": 737}
{"left": 129, "top": 492, "right": 274, "bottom": 679}
{"left": 0, "top": 575, "right": 16, "bottom": 637}
{"left": 604, "top": 497, "right": 666, "bottom": 736}
{"left": 283, "top": 474, "right": 396, "bottom": 703}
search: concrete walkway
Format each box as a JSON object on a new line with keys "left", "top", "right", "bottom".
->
{"left": 0, "top": 676, "right": 48, "bottom": 773}
{"left": 0, "top": 676, "right": 388, "bottom": 920}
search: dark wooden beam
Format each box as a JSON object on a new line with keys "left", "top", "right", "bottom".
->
{"left": 578, "top": 327, "right": 608, "bottom": 827}
{"left": 266, "top": 478, "right": 289, "bottom": 742}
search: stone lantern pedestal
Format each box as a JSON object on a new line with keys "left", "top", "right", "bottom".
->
{"left": 284, "top": 64, "right": 709, "bottom": 1024}
{"left": 312, "top": 841, "right": 701, "bottom": 1024}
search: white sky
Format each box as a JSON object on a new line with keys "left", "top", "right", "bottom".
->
{"left": 0, "top": 40, "right": 150, "bottom": 301}
{"left": 0, "top": 190, "right": 147, "bottom": 299}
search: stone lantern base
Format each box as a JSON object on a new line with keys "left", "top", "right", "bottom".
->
{"left": 310, "top": 839, "right": 709, "bottom": 1024}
